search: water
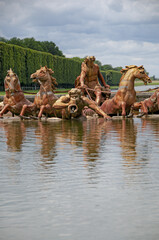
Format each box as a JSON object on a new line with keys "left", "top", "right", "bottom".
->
{"left": 111, "top": 84, "right": 159, "bottom": 92}
{"left": 0, "top": 118, "right": 159, "bottom": 240}
{"left": 135, "top": 84, "right": 159, "bottom": 91}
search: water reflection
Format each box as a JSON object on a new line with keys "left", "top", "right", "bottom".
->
{"left": 0, "top": 118, "right": 154, "bottom": 166}
{"left": 141, "top": 118, "right": 159, "bottom": 138}
{"left": 0, "top": 118, "right": 159, "bottom": 240}
{"left": 0, "top": 118, "right": 157, "bottom": 175}
{"left": 35, "top": 121, "right": 57, "bottom": 164}
{"left": 138, "top": 118, "right": 159, "bottom": 161}
{"left": 0, "top": 121, "right": 26, "bottom": 152}
{"left": 118, "top": 119, "right": 137, "bottom": 162}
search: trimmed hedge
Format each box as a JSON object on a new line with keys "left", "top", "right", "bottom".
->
{"left": 101, "top": 70, "right": 121, "bottom": 86}
{"left": 0, "top": 42, "right": 82, "bottom": 88}
{"left": 0, "top": 42, "right": 121, "bottom": 89}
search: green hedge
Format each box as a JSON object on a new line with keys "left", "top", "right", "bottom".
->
{"left": 0, "top": 42, "right": 81, "bottom": 88}
{"left": 101, "top": 70, "right": 121, "bottom": 86}
{"left": 0, "top": 42, "right": 121, "bottom": 88}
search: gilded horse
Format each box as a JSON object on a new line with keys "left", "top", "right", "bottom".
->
{"left": 20, "top": 66, "right": 58, "bottom": 119}
{"left": 101, "top": 65, "right": 151, "bottom": 117}
{"left": 0, "top": 69, "right": 31, "bottom": 118}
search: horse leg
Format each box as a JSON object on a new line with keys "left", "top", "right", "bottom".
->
{"left": 121, "top": 102, "right": 126, "bottom": 117}
{"left": 0, "top": 104, "right": 10, "bottom": 118}
{"left": 137, "top": 102, "right": 147, "bottom": 117}
{"left": 128, "top": 101, "right": 142, "bottom": 118}
{"left": 20, "top": 104, "right": 28, "bottom": 117}
{"left": 142, "top": 102, "right": 148, "bottom": 115}
{"left": 38, "top": 104, "right": 51, "bottom": 119}
{"left": 38, "top": 105, "right": 45, "bottom": 119}
{"left": 20, "top": 104, "right": 34, "bottom": 119}
{"left": 127, "top": 105, "right": 133, "bottom": 118}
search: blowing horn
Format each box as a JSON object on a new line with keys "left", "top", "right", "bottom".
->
{"left": 68, "top": 104, "right": 78, "bottom": 114}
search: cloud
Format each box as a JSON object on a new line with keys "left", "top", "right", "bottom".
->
{"left": 0, "top": 0, "right": 159, "bottom": 76}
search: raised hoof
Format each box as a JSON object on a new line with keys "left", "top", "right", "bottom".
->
{"left": 19, "top": 115, "right": 31, "bottom": 120}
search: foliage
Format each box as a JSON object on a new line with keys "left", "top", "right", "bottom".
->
{"left": 151, "top": 75, "right": 156, "bottom": 80}
{"left": 0, "top": 42, "right": 81, "bottom": 88}
{"left": 70, "top": 57, "right": 85, "bottom": 63}
{"left": 94, "top": 60, "right": 102, "bottom": 68}
{"left": 113, "top": 66, "right": 122, "bottom": 71}
{"left": 0, "top": 42, "right": 123, "bottom": 89}
{"left": 101, "top": 64, "right": 113, "bottom": 71}
{"left": 0, "top": 37, "right": 64, "bottom": 57}
{"left": 101, "top": 70, "right": 122, "bottom": 86}
{"left": 101, "top": 64, "right": 122, "bottom": 72}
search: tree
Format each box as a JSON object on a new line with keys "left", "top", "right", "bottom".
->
{"left": 151, "top": 75, "right": 156, "bottom": 80}
{"left": 101, "top": 64, "right": 113, "bottom": 71}
{"left": 0, "top": 37, "right": 65, "bottom": 57}
{"left": 8, "top": 37, "right": 24, "bottom": 47}
{"left": 0, "top": 37, "right": 7, "bottom": 42}
{"left": 22, "top": 38, "right": 43, "bottom": 51}
{"left": 70, "top": 57, "right": 85, "bottom": 63}
{"left": 113, "top": 66, "right": 122, "bottom": 71}
{"left": 94, "top": 60, "right": 102, "bottom": 68}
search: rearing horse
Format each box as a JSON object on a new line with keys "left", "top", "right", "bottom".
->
{"left": 20, "top": 66, "right": 58, "bottom": 119}
{"left": 101, "top": 65, "right": 151, "bottom": 117}
{"left": 0, "top": 69, "right": 31, "bottom": 118}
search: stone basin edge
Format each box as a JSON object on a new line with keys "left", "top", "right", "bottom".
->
{"left": 0, "top": 92, "right": 152, "bottom": 103}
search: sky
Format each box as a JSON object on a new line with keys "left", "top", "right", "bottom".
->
{"left": 0, "top": 0, "right": 159, "bottom": 77}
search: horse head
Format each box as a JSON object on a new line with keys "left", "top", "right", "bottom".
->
{"left": 31, "top": 66, "right": 58, "bottom": 91}
{"left": 134, "top": 65, "right": 151, "bottom": 85}
{"left": 4, "top": 69, "right": 21, "bottom": 93}
{"left": 121, "top": 65, "right": 151, "bottom": 85}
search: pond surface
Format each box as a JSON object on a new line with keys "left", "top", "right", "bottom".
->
{"left": 0, "top": 118, "right": 159, "bottom": 240}
{"left": 135, "top": 84, "right": 159, "bottom": 91}
{"left": 111, "top": 84, "right": 159, "bottom": 92}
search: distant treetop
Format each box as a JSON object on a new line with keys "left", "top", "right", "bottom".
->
{"left": 0, "top": 38, "right": 123, "bottom": 72}
{"left": 0, "top": 37, "right": 65, "bottom": 57}
{"left": 70, "top": 57, "right": 122, "bottom": 72}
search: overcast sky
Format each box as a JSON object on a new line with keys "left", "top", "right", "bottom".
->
{"left": 0, "top": 0, "right": 159, "bottom": 77}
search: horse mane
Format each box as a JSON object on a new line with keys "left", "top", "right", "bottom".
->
{"left": 32, "top": 66, "right": 58, "bottom": 90}
{"left": 120, "top": 65, "right": 144, "bottom": 76}
{"left": 6, "top": 68, "right": 19, "bottom": 82}
{"left": 43, "top": 66, "right": 57, "bottom": 90}
{"left": 120, "top": 65, "right": 137, "bottom": 75}
{"left": 119, "top": 65, "right": 145, "bottom": 83}
{"left": 4, "top": 68, "right": 21, "bottom": 91}
{"left": 51, "top": 76, "right": 58, "bottom": 90}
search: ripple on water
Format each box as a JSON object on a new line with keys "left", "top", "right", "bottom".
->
{"left": 0, "top": 118, "right": 159, "bottom": 240}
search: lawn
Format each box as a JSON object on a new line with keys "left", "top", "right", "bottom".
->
{"left": 0, "top": 88, "right": 71, "bottom": 96}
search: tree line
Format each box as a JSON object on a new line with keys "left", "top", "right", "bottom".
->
{"left": 0, "top": 41, "right": 122, "bottom": 90}
{"left": 0, "top": 37, "right": 64, "bottom": 57}
{"left": 70, "top": 57, "right": 122, "bottom": 72}
{"left": 0, "top": 37, "right": 124, "bottom": 71}
{"left": 1, "top": 37, "right": 155, "bottom": 79}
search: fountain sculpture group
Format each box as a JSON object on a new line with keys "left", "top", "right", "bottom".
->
{"left": 1, "top": 56, "right": 158, "bottom": 121}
